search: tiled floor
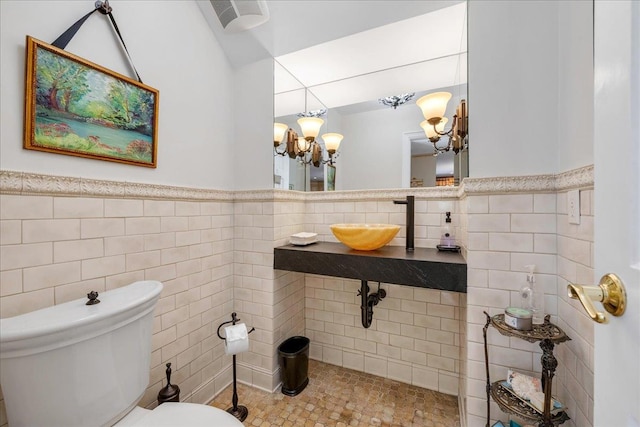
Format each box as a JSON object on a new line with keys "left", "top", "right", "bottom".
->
{"left": 210, "top": 360, "right": 460, "bottom": 427}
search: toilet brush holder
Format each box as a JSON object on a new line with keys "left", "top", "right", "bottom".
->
{"left": 157, "top": 363, "right": 180, "bottom": 405}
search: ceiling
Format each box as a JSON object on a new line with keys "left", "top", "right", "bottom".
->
{"left": 197, "top": 1, "right": 467, "bottom": 117}
{"left": 274, "top": 2, "right": 467, "bottom": 111}
{"left": 197, "top": 1, "right": 465, "bottom": 68}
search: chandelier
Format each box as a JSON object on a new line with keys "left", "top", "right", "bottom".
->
{"left": 378, "top": 93, "right": 415, "bottom": 109}
{"left": 273, "top": 108, "right": 344, "bottom": 166}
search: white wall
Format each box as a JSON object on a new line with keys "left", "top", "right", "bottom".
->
{"left": 0, "top": 0, "right": 235, "bottom": 189}
{"left": 338, "top": 106, "right": 422, "bottom": 190}
{"left": 468, "top": 1, "right": 560, "bottom": 178}
{"left": 232, "top": 58, "right": 274, "bottom": 190}
{"left": 557, "top": 1, "right": 594, "bottom": 172}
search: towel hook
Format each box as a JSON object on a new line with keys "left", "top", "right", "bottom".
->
{"left": 95, "top": 0, "right": 112, "bottom": 14}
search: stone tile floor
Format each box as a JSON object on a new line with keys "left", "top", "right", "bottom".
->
{"left": 210, "top": 360, "right": 460, "bottom": 427}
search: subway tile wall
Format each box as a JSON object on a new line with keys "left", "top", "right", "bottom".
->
{"left": 463, "top": 185, "right": 594, "bottom": 427}
{"left": 464, "top": 192, "right": 560, "bottom": 427}
{"left": 0, "top": 168, "right": 595, "bottom": 427}
{"left": 303, "top": 198, "right": 460, "bottom": 249}
{"left": 305, "top": 275, "right": 463, "bottom": 396}
{"left": 0, "top": 194, "right": 236, "bottom": 425}
{"left": 233, "top": 197, "right": 306, "bottom": 392}
{"left": 555, "top": 189, "right": 594, "bottom": 427}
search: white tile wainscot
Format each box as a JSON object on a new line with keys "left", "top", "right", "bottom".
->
{"left": 0, "top": 166, "right": 596, "bottom": 427}
{"left": 462, "top": 166, "right": 594, "bottom": 427}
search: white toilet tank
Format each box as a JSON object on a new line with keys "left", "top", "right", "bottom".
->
{"left": 0, "top": 281, "right": 163, "bottom": 427}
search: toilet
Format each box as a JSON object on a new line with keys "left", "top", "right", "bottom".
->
{"left": 0, "top": 281, "right": 243, "bottom": 427}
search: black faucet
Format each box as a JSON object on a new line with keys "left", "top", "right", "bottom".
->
{"left": 393, "top": 195, "right": 414, "bottom": 251}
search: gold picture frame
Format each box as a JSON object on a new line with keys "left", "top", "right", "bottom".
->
{"left": 24, "top": 36, "right": 159, "bottom": 167}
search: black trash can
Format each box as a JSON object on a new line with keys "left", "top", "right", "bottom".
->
{"left": 277, "top": 336, "right": 310, "bottom": 396}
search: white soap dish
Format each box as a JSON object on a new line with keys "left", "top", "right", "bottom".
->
{"left": 290, "top": 232, "right": 318, "bottom": 246}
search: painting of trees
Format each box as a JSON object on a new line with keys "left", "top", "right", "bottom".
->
{"left": 24, "top": 36, "right": 159, "bottom": 167}
{"left": 105, "top": 80, "right": 154, "bottom": 134}
{"left": 35, "top": 48, "right": 90, "bottom": 113}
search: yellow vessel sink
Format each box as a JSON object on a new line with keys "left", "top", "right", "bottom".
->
{"left": 330, "top": 224, "right": 401, "bottom": 251}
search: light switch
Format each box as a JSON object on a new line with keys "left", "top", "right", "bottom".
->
{"left": 568, "top": 189, "right": 580, "bottom": 224}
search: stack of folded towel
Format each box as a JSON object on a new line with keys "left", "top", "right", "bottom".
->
{"left": 289, "top": 232, "right": 318, "bottom": 246}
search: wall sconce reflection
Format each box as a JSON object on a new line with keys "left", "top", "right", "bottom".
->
{"left": 321, "top": 133, "right": 343, "bottom": 166}
{"left": 273, "top": 122, "right": 289, "bottom": 155}
{"left": 416, "top": 92, "right": 468, "bottom": 155}
{"left": 273, "top": 119, "right": 344, "bottom": 167}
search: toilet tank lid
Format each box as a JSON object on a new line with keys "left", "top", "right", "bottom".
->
{"left": 0, "top": 281, "right": 163, "bottom": 344}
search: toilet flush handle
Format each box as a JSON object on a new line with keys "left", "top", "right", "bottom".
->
{"left": 567, "top": 273, "right": 626, "bottom": 323}
{"left": 86, "top": 291, "right": 100, "bottom": 305}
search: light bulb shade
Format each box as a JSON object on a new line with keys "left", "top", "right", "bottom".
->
{"left": 322, "top": 133, "right": 343, "bottom": 152}
{"left": 421, "top": 117, "right": 448, "bottom": 139}
{"left": 297, "top": 117, "right": 324, "bottom": 139}
{"left": 296, "top": 137, "right": 311, "bottom": 153}
{"left": 274, "top": 122, "right": 288, "bottom": 144}
{"left": 416, "top": 92, "right": 452, "bottom": 121}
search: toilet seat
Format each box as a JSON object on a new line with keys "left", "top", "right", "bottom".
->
{"left": 115, "top": 402, "right": 244, "bottom": 427}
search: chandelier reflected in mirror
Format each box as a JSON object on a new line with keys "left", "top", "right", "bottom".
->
{"left": 273, "top": 108, "right": 344, "bottom": 166}
{"left": 416, "top": 92, "right": 468, "bottom": 155}
{"left": 378, "top": 93, "right": 415, "bottom": 109}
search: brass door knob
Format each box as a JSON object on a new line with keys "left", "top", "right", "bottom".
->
{"left": 567, "top": 273, "right": 626, "bottom": 323}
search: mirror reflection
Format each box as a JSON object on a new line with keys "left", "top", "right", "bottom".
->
{"left": 273, "top": 2, "right": 468, "bottom": 191}
{"left": 273, "top": 65, "right": 329, "bottom": 191}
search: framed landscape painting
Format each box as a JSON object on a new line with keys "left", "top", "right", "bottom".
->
{"left": 24, "top": 36, "right": 159, "bottom": 167}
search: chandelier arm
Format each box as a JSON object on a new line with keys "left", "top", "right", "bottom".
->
{"left": 431, "top": 135, "right": 453, "bottom": 154}
{"left": 321, "top": 149, "right": 340, "bottom": 165}
{"left": 274, "top": 144, "right": 288, "bottom": 156}
{"left": 297, "top": 151, "right": 315, "bottom": 165}
{"left": 433, "top": 115, "right": 458, "bottom": 137}
{"left": 301, "top": 157, "right": 315, "bottom": 165}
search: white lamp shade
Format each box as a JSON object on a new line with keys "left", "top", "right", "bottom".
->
{"left": 322, "top": 133, "right": 343, "bottom": 151}
{"left": 297, "top": 117, "right": 324, "bottom": 139}
{"left": 420, "top": 117, "right": 448, "bottom": 139}
{"left": 274, "top": 122, "right": 288, "bottom": 143}
{"left": 416, "top": 92, "right": 452, "bottom": 121}
{"left": 297, "top": 137, "right": 311, "bottom": 152}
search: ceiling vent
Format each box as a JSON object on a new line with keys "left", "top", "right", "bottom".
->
{"left": 209, "top": 0, "right": 269, "bottom": 32}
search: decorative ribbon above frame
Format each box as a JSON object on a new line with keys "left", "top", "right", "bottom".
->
{"left": 51, "top": 0, "right": 143, "bottom": 83}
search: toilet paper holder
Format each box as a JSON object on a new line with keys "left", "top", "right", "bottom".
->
{"left": 216, "top": 312, "right": 255, "bottom": 422}
{"left": 216, "top": 312, "right": 255, "bottom": 341}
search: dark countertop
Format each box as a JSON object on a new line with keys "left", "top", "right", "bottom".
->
{"left": 274, "top": 242, "right": 467, "bottom": 293}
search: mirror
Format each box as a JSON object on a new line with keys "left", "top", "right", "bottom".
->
{"left": 273, "top": 2, "right": 468, "bottom": 191}
{"left": 273, "top": 63, "right": 328, "bottom": 191}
